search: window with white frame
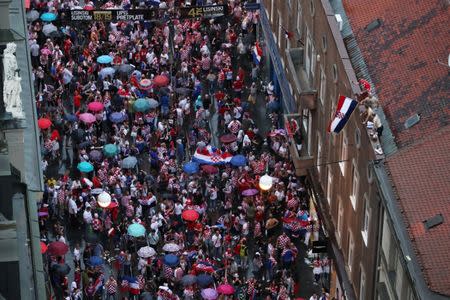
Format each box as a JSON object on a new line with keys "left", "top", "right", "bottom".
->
{"left": 319, "top": 67, "right": 326, "bottom": 106}
{"left": 296, "top": 1, "right": 302, "bottom": 36}
{"left": 339, "top": 131, "right": 348, "bottom": 176}
{"left": 317, "top": 132, "right": 322, "bottom": 175}
{"left": 337, "top": 198, "right": 344, "bottom": 244}
{"left": 350, "top": 160, "right": 359, "bottom": 210}
{"left": 270, "top": 0, "right": 274, "bottom": 22}
{"left": 348, "top": 231, "right": 354, "bottom": 272}
{"left": 311, "top": 41, "right": 316, "bottom": 80}
{"left": 361, "top": 193, "right": 370, "bottom": 246}
{"left": 360, "top": 266, "right": 366, "bottom": 300}
{"left": 277, "top": 14, "right": 282, "bottom": 47}
{"left": 327, "top": 167, "right": 333, "bottom": 204}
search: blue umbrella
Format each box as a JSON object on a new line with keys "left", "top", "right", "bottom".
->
{"left": 103, "top": 143, "right": 118, "bottom": 157}
{"left": 197, "top": 274, "right": 214, "bottom": 288}
{"left": 181, "top": 274, "right": 197, "bottom": 286}
{"left": 127, "top": 223, "right": 146, "bottom": 237}
{"left": 40, "top": 12, "right": 56, "bottom": 22}
{"left": 109, "top": 112, "right": 125, "bottom": 123}
{"left": 64, "top": 114, "right": 78, "bottom": 122}
{"left": 133, "top": 98, "right": 151, "bottom": 112}
{"left": 77, "top": 161, "right": 94, "bottom": 173}
{"left": 89, "top": 256, "right": 104, "bottom": 266}
{"left": 99, "top": 67, "right": 116, "bottom": 79}
{"left": 163, "top": 254, "right": 179, "bottom": 267}
{"left": 122, "top": 156, "right": 137, "bottom": 169}
{"left": 230, "top": 155, "right": 247, "bottom": 167}
{"left": 96, "top": 55, "right": 113, "bottom": 64}
{"left": 89, "top": 150, "right": 103, "bottom": 162}
{"left": 183, "top": 162, "right": 199, "bottom": 174}
{"left": 148, "top": 98, "right": 159, "bottom": 109}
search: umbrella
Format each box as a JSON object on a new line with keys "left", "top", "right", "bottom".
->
{"left": 109, "top": 112, "right": 125, "bottom": 123}
{"left": 78, "top": 141, "right": 92, "bottom": 149}
{"left": 137, "top": 246, "right": 156, "bottom": 258}
{"left": 53, "top": 263, "right": 71, "bottom": 275}
{"left": 148, "top": 98, "right": 159, "bottom": 109}
{"left": 116, "top": 64, "right": 135, "bottom": 75}
{"left": 42, "top": 24, "right": 57, "bottom": 36}
{"left": 139, "top": 79, "right": 152, "bottom": 90}
{"left": 40, "top": 242, "right": 47, "bottom": 254}
{"left": 47, "top": 241, "right": 69, "bottom": 256}
{"left": 88, "top": 101, "right": 104, "bottom": 112}
{"left": 96, "top": 55, "right": 113, "bottom": 64}
{"left": 133, "top": 98, "right": 151, "bottom": 112}
{"left": 201, "top": 165, "right": 218, "bottom": 174}
{"left": 127, "top": 223, "right": 146, "bottom": 237}
{"left": 183, "top": 162, "right": 199, "bottom": 174}
{"left": 197, "top": 274, "right": 214, "bottom": 288}
{"left": 163, "top": 254, "right": 179, "bottom": 267}
{"left": 181, "top": 209, "right": 199, "bottom": 222}
{"left": 220, "top": 134, "right": 237, "bottom": 144}
{"left": 89, "top": 256, "right": 104, "bottom": 266}
{"left": 201, "top": 288, "right": 218, "bottom": 300}
{"left": 162, "top": 243, "right": 181, "bottom": 252}
{"left": 64, "top": 114, "right": 78, "bottom": 122}
{"left": 122, "top": 156, "right": 138, "bottom": 169}
{"left": 89, "top": 150, "right": 103, "bottom": 162}
{"left": 26, "top": 10, "right": 40, "bottom": 22}
{"left": 40, "top": 12, "right": 57, "bottom": 22}
{"left": 181, "top": 274, "right": 197, "bottom": 286}
{"left": 153, "top": 75, "right": 169, "bottom": 87}
{"left": 38, "top": 118, "right": 52, "bottom": 129}
{"left": 99, "top": 67, "right": 116, "bottom": 79}
{"left": 79, "top": 112, "right": 96, "bottom": 124}
{"left": 103, "top": 144, "right": 118, "bottom": 157}
{"left": 230, "top": 155, "right": 247, "bottom": 167}
{"left": 108, "top": 201, "right": 119, "bottom": 208}
{"left": 217, "top": 284, "right": 234, "bottom": 295}
{"left": 242, "top": 188, "right": 259, "bottom": 197}
{"left": 40, "top": 48, "right": 52, "bottom": 55}
{"left": 91, "top": 188, "right": 103, "bottom": 195}
{"left": 77, "top": 161, "right": 94, "bottom": 173}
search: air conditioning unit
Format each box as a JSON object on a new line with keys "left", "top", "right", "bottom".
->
{"left": 335, "top": 14, "right": 343, "bottom": 31}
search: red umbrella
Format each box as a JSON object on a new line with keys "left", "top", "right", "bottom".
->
{"left": 139, "top": 78, "right": 152, "bottom": 90}
{"left": 47, "top": 241, "right": 69, "bottom": 256}
{"left": 88, "top": 101, "right": 104, "bottom": 112}
{"left": 40, "top": 242, "right": 48, "bottom": 254}
{"left": 153, "top": 75, "right": 169, "bottom": 87}
{"left": 182, "top": 209, "right": 200, "bottom": 222}
{"left": 201, "top": 165, "right": 218, "bottom": 174}
{"left": 217, "top": 284, "right": 235, "bottom": 295}
{"left": 108, "top": 201, "right": 119, "bottom": 209}
{"left": 38, "top": 118, "right": 52, "bottom": 130}
{"left": 220, "top": 134, "right": 237, "bottom": 144}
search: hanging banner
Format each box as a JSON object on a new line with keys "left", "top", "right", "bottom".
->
{"left": 179, "top": 5, "right": 226, "bottom": 19}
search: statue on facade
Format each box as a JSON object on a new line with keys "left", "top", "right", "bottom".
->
{"left": 3, "top": 42, "right": 24, "bottom": 119}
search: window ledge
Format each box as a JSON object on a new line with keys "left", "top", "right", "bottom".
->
{"left": 350, "top": 195, "right": 356, "bottom": 210}
{"left": 361, "top": 231, "right": 368, "bottom": 247}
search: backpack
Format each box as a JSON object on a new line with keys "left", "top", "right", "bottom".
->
{"left": 239, "top": 245, "right": 247, "bottom": 257}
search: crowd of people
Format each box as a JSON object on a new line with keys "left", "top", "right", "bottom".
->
{"left": 30, "top": 0, "right": 330, "bottom": 299}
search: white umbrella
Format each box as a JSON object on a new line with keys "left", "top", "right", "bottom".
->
{"left": 162, "top": 243, "right": 181, "bottom": 252}
{"left": 138, "top": 246, "right": 156, "bottom": 258}
{"left": 26, "top": 10, "right": 40, "bottom": 22}
{"left": 42, "top": 24, "right": 57, "bottom": 36}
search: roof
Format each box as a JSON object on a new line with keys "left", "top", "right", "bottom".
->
{"left": 343, "top": 0, "right": 450, "bottom": 296}
{"left": 343, "top": 0, "right": 450, "bottom": 148}
{"left": 385, "top": 127, "right": 450, "bottom": 296}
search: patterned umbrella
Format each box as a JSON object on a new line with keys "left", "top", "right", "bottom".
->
{"left": 162, "top": 243, "right": 181, "bottom": 252}
{"left": 137, "top": 246, "right": 156, "bottom": 258}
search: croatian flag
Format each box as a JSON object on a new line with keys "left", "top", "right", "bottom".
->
{"left": 129, "top": 280, "right": 140, "bottom": 295}
{"left": 94, "top": 275, "right": 103, "bottom": 294}
{"left": 252, "top": 42, "right": 263, "bottom": 65}
{"left": 193, "top": 145, "right": 233, "bottom": 165}
{"left": 328, "top": 95, "right": 358, "bottom": 133}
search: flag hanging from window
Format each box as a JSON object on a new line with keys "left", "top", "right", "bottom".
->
{"left": 327, "top": 95, "right": 358, "bottom": 134}
{"left": 281, "top": 26, "right": 294, "bottom": 39}
{"left": 252, "top": 42, "right": 263, "bottom": 65}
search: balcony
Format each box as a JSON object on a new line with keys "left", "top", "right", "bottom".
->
{"left": 285, "top": 47, "right": 318, "bottom": 110}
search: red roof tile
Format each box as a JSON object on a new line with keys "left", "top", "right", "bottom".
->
{"left": 344, "top": 0, "right": 450, "bottom": 296}
{"left": 385, "top": 127, "right": 450, "bottom": 296}
{"left": 343, "top": 0, "right": 450, "bottom": 148}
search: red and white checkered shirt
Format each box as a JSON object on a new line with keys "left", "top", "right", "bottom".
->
{"left": 228, "top": 120, "right": 241, "bottom": 134}
{"left": 106, "top": 279, "right": 117, "bottom": 294}
{"left": 276, "top": 234, "right": 291, "bottom": 249}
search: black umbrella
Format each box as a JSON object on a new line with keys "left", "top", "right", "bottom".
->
{"left": 72, "top": 128, "right": 85, "bottom": 141}
{"left": 84, "top": 229, "right": 99, "bottom": 244}
{"left": 78, "top": 141, "right": 92, "bottom": 149}
{"left": 52, "top": 263, "right": 71, "bottom": 275}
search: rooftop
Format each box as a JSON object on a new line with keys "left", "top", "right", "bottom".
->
{"left": 343, "top": 0, "right": 450, "bottom": 296}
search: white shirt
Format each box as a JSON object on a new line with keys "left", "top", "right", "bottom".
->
{"left": 174, "top": 203, "right": 183, "bottom": 215}
{"left": 211, "top": 234, "right": 222, "bottom": 248}
{"left": 83, "top": 210, "right": 93, "bottom": 224}
{"left": 68, "top": 198, "right": 78, "bottom": 215}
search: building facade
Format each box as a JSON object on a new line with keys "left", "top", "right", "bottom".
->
{"left": 259, "top": 0, "right": 384, "bottom": 299}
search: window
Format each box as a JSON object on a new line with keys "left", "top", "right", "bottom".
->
{"left": 348, "top": 231, "right": 354, "bottom": 272}
{"left": 337, "top": 198, "right": 344, "bottom": 244}
{"left": 310, "top": 0, "right": 315, "bottom": 16}
{"left": 355, "top": 128, "right": 361, "bottom": 149}
{"left": 317, "top": 132, "right": 322, "bottom": 175}
{"left": 361, "top": 193, "right": 370, "bottom": 246}
{"left": 322, "top": 35, "right": 328, "bottom": 52}
{"left": 277, "top": 14, "right": 283, "bottom": 47}
{"left": 327, "top": 167, "right": 333, "bottom": 204}
{"left": 367, "top": 163, "right": 374, "bottom": 184}
{"left": 270, "top": 0, "right": 274, "bottom": 22}
{"left": 339, "top": 131, "right": 348, "bottom": 176}
{"left": 332, "top": 64, "right": 338, "bottom": 83}
{"left": 296, "top": 1, "right": 302, "bottom": 36}
{"left": 350, "top": 161, "right": 359, "bottom": 210}
{"left": 360, "top": 267, "right": 366, "bottom": 300}
{"left": 319, "top": 68, "right": 326, "bottom": 106}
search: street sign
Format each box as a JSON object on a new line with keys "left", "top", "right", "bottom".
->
{"left": 244, "top": 3, "right": 261, "bottom": 11}
{"left": 179, "top": 5, "right": 227, "bottom": 19}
